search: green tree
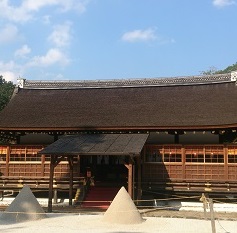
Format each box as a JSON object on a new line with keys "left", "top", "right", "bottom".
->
{"left": 0, "top": 75, "right": 15, "bottom": 111}
{"left": 201, "top": 62, "right": 237, "bottom": 75}
{"left": 216, "top": 62, "right": 237, "bottom": 74}
{"left": 200, "top": 66, "right": 218, "bottom": 75}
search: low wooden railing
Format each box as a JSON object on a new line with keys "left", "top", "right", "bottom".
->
{"left": 141, "top": 179, "right": 237, "bottom": 194}
{"left": 0, "top": 176, "right": 86, "bottom": 191}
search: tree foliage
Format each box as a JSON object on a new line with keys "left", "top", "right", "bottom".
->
{"left": 201, "top": 62, "right": 237, "bottom": 75}
{"left": 200, "top": 66, "right": 218, "bottom": 75}
{"left": 216, "top": 62, "right": 237, "bottom": 74}
{"left": 0, "top": 76, "right": 15, "bottom": 111}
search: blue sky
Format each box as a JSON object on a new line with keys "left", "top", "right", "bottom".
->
{"left": 0, "top": 0, "right": 237, "bottom": 83}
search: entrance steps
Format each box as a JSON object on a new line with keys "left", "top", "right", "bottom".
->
{"left": 80, "top": 186, "right": 120, "bottom": 209}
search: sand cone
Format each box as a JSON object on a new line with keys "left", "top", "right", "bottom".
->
{"left": 0, "top": 185, "right": 47, "bottom": 223}
{"left": 103, "top": 186, "right": 144, "bottom": 224}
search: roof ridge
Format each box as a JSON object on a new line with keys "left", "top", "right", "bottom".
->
{"left": 17, "top": 72, "right": 236, "bottom": 89}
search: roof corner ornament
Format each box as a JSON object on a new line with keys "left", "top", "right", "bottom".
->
{"left": 231, "top": 71, "right": 237, "bottom": 82}
{"left": 17, "top": 78, "right": 25, "bottom": 88}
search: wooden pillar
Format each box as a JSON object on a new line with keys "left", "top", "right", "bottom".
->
{"left": 48, "top": 155, "right": 56, "bottom": 212}
{"left": 224, "top": 145, "right": 228, "bottom": 182}
{"left": 41, "top": 154, "right": 45, "bottom": 177}
{"left": 67, "top": 156, "right": 74, "bottom": 206}
{"left": 137, "top": 156, "right": 142, "bottom": 201}
{"left": 6, "top": 146, "right": 10, "bottom": 176}
{"left": 181, "top": 146, "right": 185, "bottom": 180}
{"left": 125, "top": 163, "right": 133, "bottom": 198}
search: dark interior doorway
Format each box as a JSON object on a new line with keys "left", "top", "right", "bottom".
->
{"left": 80, "top": 155, "right": 127, "bottom": 185}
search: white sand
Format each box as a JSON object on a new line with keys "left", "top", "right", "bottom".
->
{"left": 0, "top": 186, "right": 236, "bottom": 232}
{"left": 0, "top": 213, "right": 236, "bottom": 233}
{"left": 0, "top": 186, "right": 46, "bottom": 223}
{"left": 103, "top": 186, "right": 144, "bottom": 224}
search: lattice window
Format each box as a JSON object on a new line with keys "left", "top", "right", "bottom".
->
{"left": 10, "top": 146, "right": 43, "bottom": 162}
{"left": 163, "top": 146, "right": 182, "bottom": 163}
{"left": 205, "top": 146, "right": 224, "bottom": 163}
{"left": 228, "top": 146, "right": 237, "bottom": 163}
{"left": 185, "top": 146, "right": 204, "bottom": 163}
{"left": 0, "top": 146, "right": 7, "bottom": 162}
{"left": 185, "top": 146, "right": 224, "bottom": 163}
{"left": 26, "top": 146, "right": 43, "bottom": 161}
{"left": 144, "top": 145, "right": 181, "bottom": 163}
{"left": 10, "top": 146, "right": 26, "bottom": 161}
{"left": 144, "top": 145, "right": 163, "bottom": 162}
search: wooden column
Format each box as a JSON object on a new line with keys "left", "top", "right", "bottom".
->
{"left": 67, "top": 156, "right": 74, "bottom": 206}
{"left": 125, "top": 163, "right": 133, "bottom": 198}
{"left": 137, "top": 156, "right": 142, "bottom": 201}
{"left": 181, "top": 146, "right": 185, "bottom": 180}
{"left": 224, "top": 145, "right": 228, "bottom": 182}
{"left": 48, "top": 155, "right": 62, "bottom": 212}
{"left": 41, "top": 154, "right": 45, "bottom": 177}
{"left": 6, "top": 146, "right": 10, "bottom": 176}
{"left": 48, "top": 155, "right": 56, "bottom": 212}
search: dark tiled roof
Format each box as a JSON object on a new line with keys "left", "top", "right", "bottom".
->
{"left": 39, "top": 134, "right": 149, "bottom": 156}
{"left": 0, "top": 73, "right": 237, "bottom": 130}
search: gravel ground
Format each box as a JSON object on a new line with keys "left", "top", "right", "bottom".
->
{"left": 141, "top": 208, "right": 237, "bottom": 220}
{"left": 45, "top": 206, "right": 237, "bottom": 220}
{"left": 1, "top": 205, "right": 236, "bottom": 233}
{"left": 0, "top": 213, "right": 236, "bottom": 233}
{"left": 1, "top": 202, "right": 237, "bottom": 221}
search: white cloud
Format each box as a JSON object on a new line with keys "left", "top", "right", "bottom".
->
{"left": 0, "top": 0, "right": 90, "bottom": 22}
{"left": 213, "top": 0, "right": 236, "bottom": 7}
{"left": 48, "top": 21, "right": 72, "bottom": 48}
{"left": 0, "top": 61, "right": 21, "bottom": 83}
{"left": 14, "top": 44, "right": 31, "bottom": 58}
{"left": 66, "top": 0, "right": 89, "bottom": 13}
{"left": 121, "top": 28, "right": 157, "bottom": 42}
{"left": 0, "top": 0, "right": 32, "bottom": 22}
{"left": 0, "top": 71, "right": 18, "bottom": 83}
{"left": 0, "top": 61, "right": 18, "bottom": 72}
{"left": 28, "top": 48, "right": 70, "bottom": 67}
{"left": 0, "top": 48, "right": 69, "bottom": 83}
{"left": 22, "top": 0, "right": 61, "bottom": 11}
{"left": 0, "top": 24, "right": 18, "bottom": 44}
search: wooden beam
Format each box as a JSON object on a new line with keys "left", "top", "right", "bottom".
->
{"left": 6, "top": 146, "right": 10, "bottom": 176}
{"left": 125, "top": 163, "right": 133, "bottom": 198}
{"left": 137, "top": 156, "right": 142, "bottom": 201}
{"left": 48, "top": 155, "right": 57, "bottom": 212}
{"left": 67, "top": 156, "right": 74, "bottom": 206}
{"left": 181, "top": 147, "right": 185, "bottom": 180}
{"left": 224, "top": 145, "right": 228, "bottom": 182}
{"left": 41, "top": 154, "right": 45, "bottom": 177}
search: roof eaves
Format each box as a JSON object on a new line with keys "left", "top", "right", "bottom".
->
{"left": 17, "top": 72, "right": 235, "bottom": 90}
{"left": 2, "top": 123, "right": 237, "bottom": 131}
